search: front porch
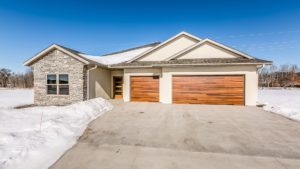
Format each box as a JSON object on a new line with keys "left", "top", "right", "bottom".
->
{"left": 88, "top": 68, "right": 124, "bottom": 100}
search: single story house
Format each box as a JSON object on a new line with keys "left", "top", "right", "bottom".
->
{"left": 24, "top": 32, "right": 271, "bottom": 106}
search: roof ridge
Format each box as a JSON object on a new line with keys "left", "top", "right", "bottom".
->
{"left": 101, "top": 42, "right": 160, "bottom": 56}
{"left": 56, "top": 44, "right": 85, "bottom": 55}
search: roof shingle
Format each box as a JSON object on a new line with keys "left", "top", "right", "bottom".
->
{"left": 110, "top": 58, "right": 272, "bottom": 68}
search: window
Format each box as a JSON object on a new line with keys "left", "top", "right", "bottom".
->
{"left": 58, "top": 74, "right": 69, "bottom": 95}
{"left": 47, "top": 74, "right": 57, "bottom": 95}
{"left": 47, "top": 74, "right": 69, "bottom": 95}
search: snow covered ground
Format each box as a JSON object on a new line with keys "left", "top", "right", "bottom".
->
{"left": 0, "top": 88, "right": 113, "bottom": 169}
{"left": 258, "top": 88, "right": 300, "bottom": 122}
{"left": 0, "top": 88, "right": 299, "bottom": 169}
{"left": 0, "top": 88, "right": 33, "bottom": 108}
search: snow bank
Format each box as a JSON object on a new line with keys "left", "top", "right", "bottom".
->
{"left": 0, "top": 88, "right": 33, "bottom": 108}
{"left": 258, "top": 88, "right": 300, "bottom": 122}
{"left": 0, "top": 98, "right": 113, "bottom": 169}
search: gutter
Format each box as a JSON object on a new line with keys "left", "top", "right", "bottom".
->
{"left": 87, "top": 65, "right": 98, "bottom": 100}
{"left": 108, "top": 61, "right": 273, "bottom": 69}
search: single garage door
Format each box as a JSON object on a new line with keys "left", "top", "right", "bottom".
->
{"left": 130, "top": 76, "right": 159, "bottom": 102}
{"left": 173, "top": 75, "right": 245, "bottom": 105}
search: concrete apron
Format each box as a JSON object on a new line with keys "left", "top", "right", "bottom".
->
{"left": 51, "top": 100, "right": 300, "bottom": 169}
{"left": 51, "top": 143, "right": 300, "bottom": 169}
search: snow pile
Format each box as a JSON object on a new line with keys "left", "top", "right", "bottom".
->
{"left": 0, "top": 98, "right": 113, "bottom": 169}
{"left": 258, "top": 88, "right": 300, "bottom": 122}
{"left": 0, "top": 88, "right": 33, "bottom": 108}
{"left": 79, "top": 46, "right": 152, "bottom": 65}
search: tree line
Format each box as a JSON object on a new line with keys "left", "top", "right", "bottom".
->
{"left": 0, "top": 68, "right": 33, "bottom": 88}
{"left": 258, "top": 64, "right": 300, "bottom": 87}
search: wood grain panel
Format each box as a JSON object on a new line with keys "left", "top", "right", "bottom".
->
{"left": 130, "top": 76, "right": 159, "bottom": 102}
{"left": 173, "top": 75, "right": 245, "bottom": 105}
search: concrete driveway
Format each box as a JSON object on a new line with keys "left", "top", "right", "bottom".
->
{"left": 51, "top": 100, "right": 300, "bottom": 169}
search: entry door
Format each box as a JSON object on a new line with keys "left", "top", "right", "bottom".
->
{"left": 113, "top": 76, "right": 123, "bottom": 99}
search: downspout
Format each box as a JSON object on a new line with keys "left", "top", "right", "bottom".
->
{"left": 87, "top": 65, "right": 98, "bottom": 100}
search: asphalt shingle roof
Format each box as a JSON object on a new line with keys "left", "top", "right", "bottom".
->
{"left": 110, "top": 58, "right": 272, "bottom": 68}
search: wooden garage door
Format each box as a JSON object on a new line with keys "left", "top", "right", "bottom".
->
{"left": 173, "top": 75, "right": 245, "bottom": 105}
{"left": 130, "top": 76, "right": 159, "bottom": 102}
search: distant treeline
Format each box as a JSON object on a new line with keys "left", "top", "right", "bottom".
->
{"left": 0, "top": 68, "right": 33, "bottom": 88}
{"left": 258, "top": 64, "right": 300, "bottom": 87}
{"left": 1, "top": 64, "right": 299, "bottom": 89}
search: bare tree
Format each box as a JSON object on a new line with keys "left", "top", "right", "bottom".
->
{"left": 0, "top": 68, "right": 11, "bottom": 87}
{"left": 0, "top": 68, "right": 33, "bottom": 88}
{"left": 258, "top": 64, "right": 300, "bottom": 88}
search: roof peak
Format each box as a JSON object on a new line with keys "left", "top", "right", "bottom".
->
{"left": 55, "top": 44, "right": 84, "bottom": 55}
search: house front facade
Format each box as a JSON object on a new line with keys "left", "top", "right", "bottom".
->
{"left": 24, "top": 32, "right": 271, "bottom": 106}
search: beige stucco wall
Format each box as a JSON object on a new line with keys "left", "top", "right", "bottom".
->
{"left": 88, "top": 67, "right": 111, "bottom": 99}
{"left": 178, "top": 42, "right": 239, "bottom": 59}
{"left": 139, "top": 35, "right": 198, "bottom": 61}
{"left": 123, "top": 65, "right": 258, "bottom": 106}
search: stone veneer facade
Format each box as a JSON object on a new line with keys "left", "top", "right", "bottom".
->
{"left": 31, "top": 49, "right": 87, "bottom": 105}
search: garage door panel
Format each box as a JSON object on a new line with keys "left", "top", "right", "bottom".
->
{"left": 131, "top": 92, "right": 158, "bottom": 96}
{"left": 173, "top": 98, "right": 243, "bottom": 105}
{"left": 172, "top": 75, "right": 245, "bottom": 105}
{"left": 131, "top": 96, "right": 159, "bottom": 102}
{"left": 131, "top": 76, "right": 159, "bottom": 102}
{"left": 173, "top": 86, "right": 244, "bottom": 91}
{"left": 131, "top": 86, "right": 159, "bottom": 89}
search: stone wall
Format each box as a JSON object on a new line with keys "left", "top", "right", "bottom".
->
{"left": 31, "top": 49, "right": 87, "bottom": 106}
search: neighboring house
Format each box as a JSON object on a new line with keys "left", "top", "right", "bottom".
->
{"left": 24, "top": 32, "right": 271, "bottom": 106}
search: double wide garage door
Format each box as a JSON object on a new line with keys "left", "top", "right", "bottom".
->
{"left": 173, "top": 75, "right": 245, "bottom": 105}
{"left": 130, "top": 75, "right": 245, "bottom": 105}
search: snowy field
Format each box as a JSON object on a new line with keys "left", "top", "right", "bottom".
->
{"left": 0, "top": 89, "right": 113, "bottom": 169}
{"left": 0, "top": 88, "right": 299, "bottom": 169}
{"left": 0, "top": 88, "right": 33, "bottom": 108}
{"left": 258, "top": 88, "right": 300, "bottom": 122}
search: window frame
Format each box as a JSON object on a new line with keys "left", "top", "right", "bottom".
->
{"left": 46, "top": 73, "right": 70, "bottom": 96}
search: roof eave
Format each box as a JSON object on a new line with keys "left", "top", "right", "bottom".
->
{"left": 109, "top": 61, "right": 272, "bottom": 69}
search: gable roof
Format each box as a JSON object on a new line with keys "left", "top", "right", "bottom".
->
{"left": 57, "top": 44, "right": 84, "bottom": 55}
{"left": 24, "top": 43, "right": 159, "bottom": 67}
{"left": 126, "top": 31, "right": 202, "bottom": 63}
{"left": 24, "top": 31, "right": 271, "bottom": 68}
{"left": 24, "top": 44, "right": 91, "bottom": 66}
{"left": 102, "top": 42, "right": 160, "bottom": 56}
{"left": 165, "top": 38, "right": 254, "bottom": 61}
{"left": 79, "top": 43, "right": 159, "bottom": 65}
